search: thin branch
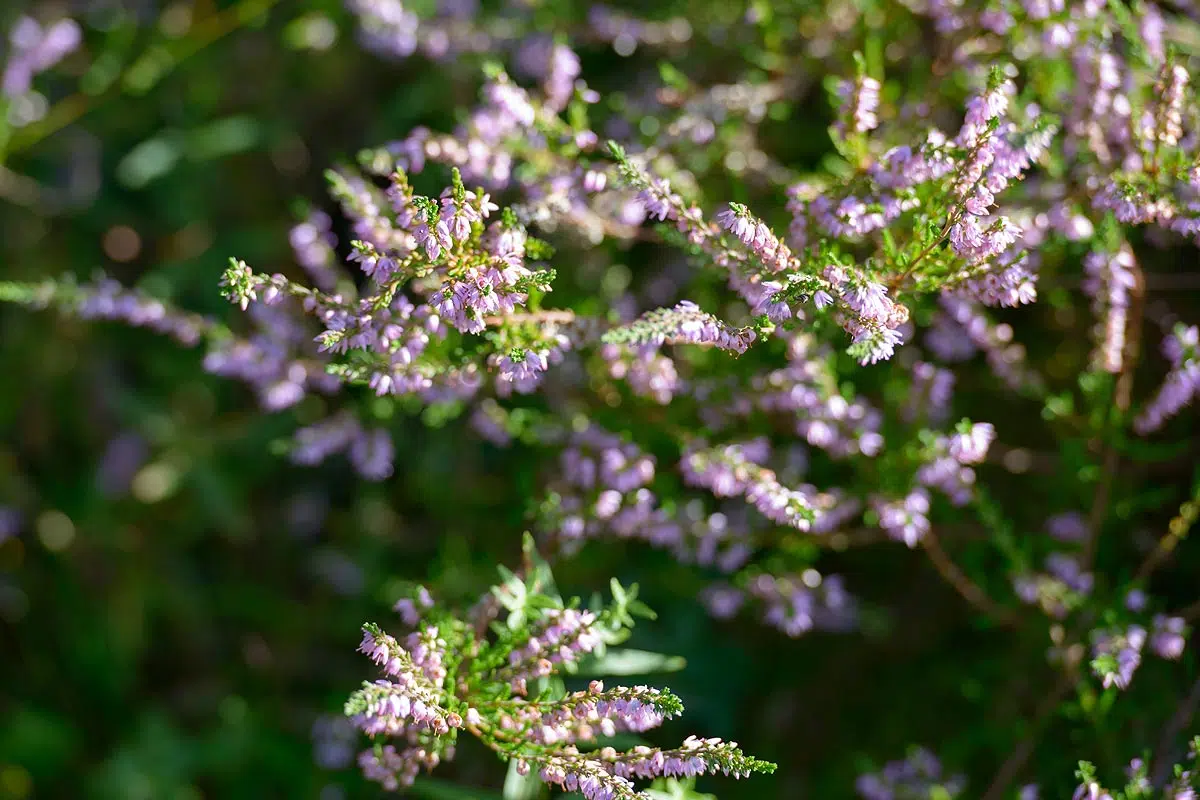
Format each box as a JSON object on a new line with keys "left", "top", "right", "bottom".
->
{"left": 777, "top": 523, "right": 993, "bottom": 551}
{"left": 1176, "top": 596, "right": 1200, "bottom": 622}
{"left": 1134, "top": 482, "right": 1200, "bottom": 583}
{"left": 980, "top": 671, "right": 1078, "bottom": 800}
{"left": 921, "top": 528, "right": 1019, "bottom": 627}
{"left": 1151, "top": 673, "right": 1200, "bottom": 788}
{"left": 1081, "top": 444, "right": 1119, "bottom": 569}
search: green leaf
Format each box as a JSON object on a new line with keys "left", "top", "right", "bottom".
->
{"left": 411, "top": 777, "right": 508, "bottom": 800}
{"left": 580, "top": 649, "right": 687, "bottom": 676}
{"left": 657, "top": 62, "right": 690, "bottom": 91}
{"left": 116, "top": 135, "right": 182, "bottom": 188}
{"left": 610, "top": 578, "right": 627, "bottom": 606}
{"left": 645, "top": 778, "right": 717, "bottom": 800}
{"left": 627, "top": 600, "right": 657, "bottom": 621}
{"left": 502, "top": 749, "right": 545, "bottom": 800}
{"left": 185, "top": 116, "right": 262, "bottom": 162}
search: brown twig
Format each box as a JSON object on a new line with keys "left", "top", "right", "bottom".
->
{"left": 921, "top": 527, "right": 1019, "bottom": 627}
{"left": 1151, "top": 674, "right": 1200, "bottom": 787}
{"left": 1081, "top": 444, "right": 1119, "bottom": 569}
{"left": 980, "top": 671, "right": 1078, "bottom": 800}
{"left": 0, "top": 164, "right": 53, "bottom": 207}
{"left": 1134, "top": 483, "right": 1200, "bottom": 583}
{"left": 779, "top": 523, "right": 994, "bottom": 551}
{"left": 1176, "top": 596, "right": 1200, "bottom": 622}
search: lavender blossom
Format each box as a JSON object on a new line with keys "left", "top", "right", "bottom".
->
{"left": 603, "top": 301, "right": 756, "bottom": 355}
{"left": 1135, "top": 324, "right": 1200, "bottom": 434}
{"left": 347, "top": 566, "right": 775, "bottom": 794}
{"left": 1090, "top": 624, "right": 1147, "bottom": 690}
{"left": 3, "top": 16, "right": 82, "bottom": 99}
{"left": 857, "top": 747, "right": 966, "bottom": 799}
{"left": 0, "top": 508, "right": 20, "bottom": 543}
{"left": 1083, "top": 245, "right": 1137, "bottom": 373}
{"left": 947, "top": 422, "right": 995, "bottom": 464}
{"left": 747, "top": 572, "right": 857, "bottom": 637}
{"left": 682, "top": 441, "right": 815, "bottom": 530}
{"left": 835, "top": 74, "right": 882, "bottom": 135}
{"left": 290, "top": 211, "right": 340, "bottom": 292}
{"left": 1150, "top": 615, "right": 1188, "bottom": 660}
{"left": 872, "top": 489, "right": 931, "bottom": 547}
{"left": 1046, "top": 512, "right": 1089, "bottom": 543}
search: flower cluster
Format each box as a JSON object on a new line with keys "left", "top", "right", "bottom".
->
{"left": 1083, "top": 245, "right": 1139, "bottom": 373}
{"left": 345, "top": 543, "right": 775, "bottom": 796}
{"left": 1136, "top": 324, "right": 1200, "bottom": 434}
{"left": 2, "top": 15, "right": 80, "bottom": 103}
{"left": 856, "top": 747, "right": 967, "bottom": 799}
{"left": 291, "top": 412, "right": 397, "bottom": 481}
{"left": 681, "top": 440, "right": 816, "bottom": 531}
{"left": 1090, "top": 624, "right": 1148, "bottom": 691}
{"left": 1074, "top": 746, "right": 1200, "bottom": 800}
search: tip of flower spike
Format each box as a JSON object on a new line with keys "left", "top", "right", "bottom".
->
{"left": 218, "top": 258, "right": 258, "bottom": 310}
{"left": 753, "top": 758, "right": 778, "bottom": 774}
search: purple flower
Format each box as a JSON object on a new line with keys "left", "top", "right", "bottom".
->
{"left": 3, "top": 16, "right": 82, "bottom": 98}
{"left": 947, "top": 422, "right": 995, "bottom": 464}
{"left": 347, "top": 0, "right": 420, "bottom": 59}
{"left": 349, "top": 428, "right": 396, "bottom": 481}
{"left": 1084, "top": 246, "right": 1137, "bottom": 373}
{"left": 857, "top": 748, "right": 965, "bottom": 799}
{"left": 415, "top": 218, "right": 454, "bottom": 260}
{"left": 638, "top": 177, "right": 679, "bottom": 221}
{"left": 906, "top": 362, "right": 955, "bottom": 423}
{"left": 851, "top": 325, "right": 904, "bottom": 365}
{"left": 836, "top": 75, "right": 882, "bottom": 134}
{"left": 1136, "top": 324, "right": 1200, "bottom": 434}
{"left": 0, "top": 508, "right": 21, "bottom": 543}
{"left": 844, "top": 281, "right": 893, "bottom": 323}
{"left": 1091, "top": 624, "right": 1146, "bottom": 690}
{"left": 484, "top": 78, "right": 537, "bottom": 128}
{"left": 95, "top": 431, "right": 149, "bottom": 497}
{"left": 1150, "top": 615, "right": 1188, "bottom": 660}
{"left": 1046, "top": 511, "right": 1088, "bottom": 542}
{"left": 290, "top": 212, "right": 340, "bottom": 291}
{"left": 873, "top": 489, "right": 931, "bottom": 547}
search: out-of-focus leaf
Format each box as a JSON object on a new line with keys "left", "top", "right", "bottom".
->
{"left": 122, "top": 45, "right": 176, "bottom": 95}
{"left": 185, "top": 116, "right": 261, "bottom": 162}
{"left": 116, "top": 135, "right": 181, "bottom": 188}
{"left": 0, "top": 707, "right": 79, "bottom": 778}
{"left": 645, "top": 778, "right": 718, "bottom": 800}
{"left": 581, "top": 648, "right": 687, "bottom": 676}
{"left": 410, "top": 777, "right": 508, "bottom": 800}
{"left": 282, "top": 12, "right": 339, "bottom": 51}
{"left": 502, "top": 757, "right": 545, "bottom": 800}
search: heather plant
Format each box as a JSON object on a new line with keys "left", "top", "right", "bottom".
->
{"left": 2, "top": 0, "right": 1200, "bottom": 798}
{"left": 348, "top": 534, "right": 774, "bottom": 797}
{"left": 1072, "top": 739, "right": 1200, "bottom": 799}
